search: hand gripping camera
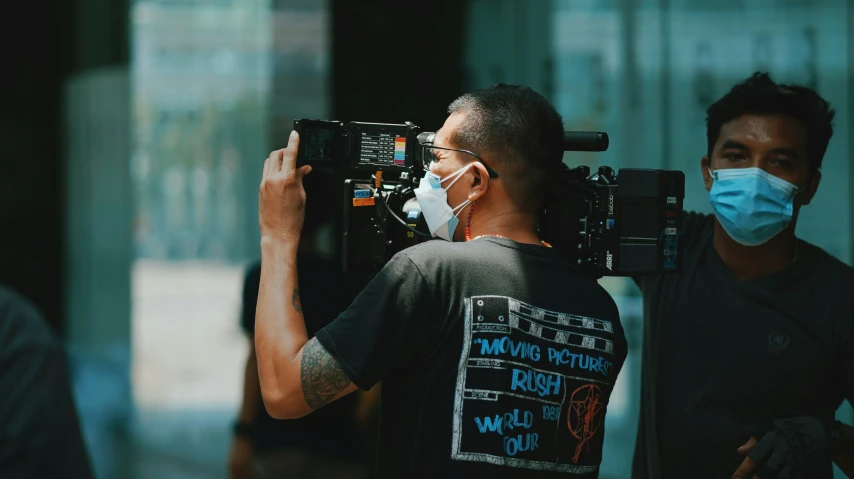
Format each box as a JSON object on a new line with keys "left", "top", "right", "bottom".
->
{"left": 295, "top": 119, "right": 685, "bottom": 278}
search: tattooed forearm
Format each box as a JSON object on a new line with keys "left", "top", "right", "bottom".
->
{"left": 300, "top": 338, "right": 351, "bottom": 409}
{"left": 291, "top": 288, "right": 302, "bottom": 313}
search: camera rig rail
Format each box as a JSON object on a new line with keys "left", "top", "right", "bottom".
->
{"left": 294, "top": 119, "right": 684, "bottom": 277}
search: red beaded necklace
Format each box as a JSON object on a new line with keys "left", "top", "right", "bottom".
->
{"left": 464, "top": 201, "right": 552, "bottom": 247}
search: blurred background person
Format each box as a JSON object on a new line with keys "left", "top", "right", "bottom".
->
{"left": 632, "top": 72, "right": 854, "bottom": 479}
{"left": 228, "top": 174, "right": 372, "bottom": 479}
{"left": 0, "top": 284, "right": 95, "bottom": 479}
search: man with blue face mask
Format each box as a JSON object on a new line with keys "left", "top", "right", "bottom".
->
{"left": 252, "top": 84, "right": 628, "bottom": 478}
{"left": 631, "top": 72, "right": 854, "bottom": 479}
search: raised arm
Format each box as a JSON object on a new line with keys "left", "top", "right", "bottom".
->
{"left": 254, "top": 134, "right": 356, "bottom": 420}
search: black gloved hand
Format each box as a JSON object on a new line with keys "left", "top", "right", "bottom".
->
{"left": 732, "top": 416, "right": 832, "bottom": 479}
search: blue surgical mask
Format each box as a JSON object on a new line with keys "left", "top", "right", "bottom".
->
{"left": 708, "top": 167, "right": 799, "bottom": 246}
{"left": 413, "top": 165, "right": 472, "bottom": 241}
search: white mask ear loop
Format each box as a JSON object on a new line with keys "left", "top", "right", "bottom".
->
{"left": 451, "top": 198, "right": 471, "bottom": 215}
{"left": 442, "top": 163, "right": 473, "bottom": 191}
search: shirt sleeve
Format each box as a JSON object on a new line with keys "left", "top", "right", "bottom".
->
{"left": 240, "top": 262, "right": 262, "bottom": 335}
{"left": 315, "top": 252, "right": 434, "bottom": 391}
{"left": 0, "top": 289, "right": 95, "bottom": 479}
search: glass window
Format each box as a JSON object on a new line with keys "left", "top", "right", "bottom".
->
{"left": 130, "top": 0, "right": 330, "bottom": 470}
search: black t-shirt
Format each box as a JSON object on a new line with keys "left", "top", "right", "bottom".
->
{"left": 240, "top": 255, "right": 363, "bottom": 459}
{"left": 0, "top": 285, "right": 95, "bottom": 479}
{"left": 316, "top": 237, "right": 628, "bottom": 479}
{"left": 631, "top": 212, "right": 854, "bottom": 479}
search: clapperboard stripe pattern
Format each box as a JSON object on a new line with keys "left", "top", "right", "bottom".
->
{"left": 451, "top": 295, "right": 618, "bottom": 474}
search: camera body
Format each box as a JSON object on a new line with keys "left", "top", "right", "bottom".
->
{"left": 294, "top": 119, "right": 684, "bottom": 278}
{"left": 539, "top": 165, "right": 684, "bottom": 277}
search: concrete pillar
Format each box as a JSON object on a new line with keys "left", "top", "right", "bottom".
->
{"left": 64, "top": 1, "right": 134, "bottom": 477}
{"left": 64, "top": 67, "right": 132, "bottom": 380}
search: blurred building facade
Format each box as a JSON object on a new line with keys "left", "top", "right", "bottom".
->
{"left": 131, "top": 0, "right": 329, "bottom": 263}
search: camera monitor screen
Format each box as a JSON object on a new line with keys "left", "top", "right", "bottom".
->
{"left": 358, "top": 131, "right": 406, "bottom": 167}
{"left": 295, "top": 120, "right": 341, "bottom": 164}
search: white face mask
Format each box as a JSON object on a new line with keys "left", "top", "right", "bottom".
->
{"left": 413, "top": 164, "right": 472, "bottom": 241}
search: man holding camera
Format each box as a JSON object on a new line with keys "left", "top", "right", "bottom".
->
{"left": 631, "top": 72, "right": 854, "bottom": 479}
{"left": 254, "top": 84, "right": 627, "bottom": 478}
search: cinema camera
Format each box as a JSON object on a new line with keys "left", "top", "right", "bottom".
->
{"left": 295, "top": 119, "right": 685, "bottom": 278}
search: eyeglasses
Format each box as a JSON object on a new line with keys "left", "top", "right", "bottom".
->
{"left": 420, "top": 144, "right": 500, "bottom": 179}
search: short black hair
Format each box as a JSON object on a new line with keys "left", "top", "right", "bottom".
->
{"left": 447, "top": 84, "right": 564, "bottom": 212}
{"left": 706, "top": 72, "right": 835, "bottom": 172}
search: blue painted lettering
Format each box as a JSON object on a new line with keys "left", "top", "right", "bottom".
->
{"left": 547, "top": 348, "right": 613, "bottom": 377}
{"left": 545, "top": 374, "right": 561, "bottom": 396}
{"left": 530, "top": 345, "right": 541, "bottom": 361}
{"left": 510, "top": 368, "right": 562, "bottom": 397}
{"left": 480, "top": 337, "right": 541, "bottom": 361}
{"left": 503, "top": 433, "right": 539, "bottom": 456}
{"left": 542, "top": 405, "right": 560, "bottom": 421}
{"left": 499, "top": 336, "right": 510, "bottom": 353}
{"left": 510, "top": 369, "right": 527, "bottom": 392}
{"left": 481, "top": 338, "right": 502, "bottom": 355}
{"left": 501, "top": 409, "right": 534, "bottom": 430}
{"left": 600, "top": 358, "right": 612, "bottom": 376}
{"left": 474, "top": 409, "right": 534, "bottom": 436}
{"left": 474, "top": 415, "right": 503, "bottom": 434}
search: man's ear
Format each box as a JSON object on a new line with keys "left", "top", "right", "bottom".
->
{"left": 801, "top": 170, "right": 821, "bottom": 206}
{"left": 701, "top": 156, "right": 712, "bottom": 192}
{"left": 467, "top": 162, "right": 490, "bottom": 202}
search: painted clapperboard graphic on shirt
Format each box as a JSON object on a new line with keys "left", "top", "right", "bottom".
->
{"left": 451, "top": 295, "right": 617, "bottom": 474}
